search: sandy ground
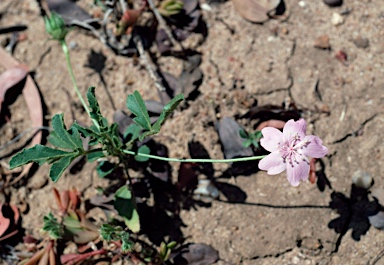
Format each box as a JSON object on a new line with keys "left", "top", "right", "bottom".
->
{"left": 0, "top": 0, "right": 384, "bottom": 264}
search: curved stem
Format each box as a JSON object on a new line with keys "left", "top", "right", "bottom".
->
{"left": 122, "top": 149, "right": 266, "bottom": 163}
{"left": 61, "top": 41, "right": 90, "bottom": 115}
{"left": 61, "top": 40, "right": 101, "bottom": 131}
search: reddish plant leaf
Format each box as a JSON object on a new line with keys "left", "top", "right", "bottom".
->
{"left": 68, "top": 188, "right": 80, "bottom": 210}
{"left": 10, "top": 204, "right": 19, "bottom": 224}
{"left": 231, "top": 0, "right": 281, "bottom": 23}
{"left": 60, "top": 249, "right": 106, "bottom": 264}
{"left": 255, "top": 119, "right": 285, "bottom": 131}
{"left": 309, "top": 158, "right": 317, "bottom": 184}
{"left": 0, "top": 205, "right": 11, "bottom": 238}
{"left": 177, "top": 162, "right": 199, "bottom": 192}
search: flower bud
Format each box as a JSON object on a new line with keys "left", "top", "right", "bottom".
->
{"left": 44, "top": 12, "right": 68, "bottom": 41}
{"left": 158, "top": 0, "right": 184, "bottom": 16}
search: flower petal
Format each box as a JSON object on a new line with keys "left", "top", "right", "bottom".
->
{"left": 286, "top": 158, "right": 310, "bottom": 186}
{"left": 258, "top": 152, "right": 286, "bottom": 175}
{"left": 301, "top": 135, "right": 328, "bottom": 158}
{"left": 260, "top": 127, "right": 284, "bottom": 152}
{"left": 283, "top": 119, "right": 306, "bottom": 141}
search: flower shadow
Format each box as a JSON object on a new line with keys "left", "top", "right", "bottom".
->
{"left": 328, "top": 184, "right": 380, "bottom": 252}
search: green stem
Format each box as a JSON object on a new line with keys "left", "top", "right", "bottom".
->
{"left": 61, "top": 41, "right": 90, "bottom": 116}
{"left": 122, "top": 149, "right": 266, "bottom": 163}
{"left": 61, "top": 40, "right": 101, "bottom": 131}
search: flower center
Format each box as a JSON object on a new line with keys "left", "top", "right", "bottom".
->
{"left": 277, "top": 133, "right": 310, "bottom": 167}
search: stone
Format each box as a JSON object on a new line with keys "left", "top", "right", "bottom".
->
{"left": 353, "top": 36, "right": 369, "bottom": 49}
{"left": 324, "top": 0, "right": 343, "bottom": 7}
{"left": 332, "top": 12, "right": 344, "bottom": 26}
{"left": 314, "top": 35, "right": 331, "bottom": 49}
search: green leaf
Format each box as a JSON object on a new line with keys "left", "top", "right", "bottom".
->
{"left": 43, "top": 212, "right": 62, "bottom": 239}
{"left": 63, "top": 215, "right": 82, "bottom": 229}
{"left": 239, "top": 128, "right": 248, "bottom": 139}
{"left": 134, "top": 145, "right": 150, "bottom": 162}
{"left": 253, "top": 131, "right": 263, "bottom": 140}
{"left": 126, "top": 91, "right": 152, "bottom": 131}
{"left": 251, "top": 140, "right": 259, "bottom": 148}
{"left": 87, "top": 87, "right": 107, "bottom": 131}
{"left": 9, "top": 144, "right": 71, "bottom": 169}
{"left": 123, "top": 123, "right": 141, "bottom": 142}
{"left": 48, "top": 131, "right": 70, "bottom": 149}
{"left": 50, "top": 155, "right": 77, "bottom": 182}
{"left": 50, "top": 114, "right": 83, "bottom": 149}
{"left": 152, "top": 94, "right": 184, "bottom": 132}
{"left": 114, "top": 186, "right": 140, "bottom": 233}
{"left": 87, "top": 150, "right": 105, "bottom": 162}
{"left": 99, "top": 224, "right": 133, "bottom": 251}
{"left": 100, "top": 224, "right": 119, "bottom": 241}
{"left": 138, "top": 130, "right": 156, "bottom": 141}
{"left": 73, "top": 122, "right": 99, "bottom": 137}
{"left": 96, "top": 161, "right": 116, "bottom": 178}
{"left": 167, "top": 241, "right": 177, "bottom": 249}
{"left": 242, "top": 139, "right": 252, "bottom": 148}
{"left": 121, "top": 232, "right": 134, "bottom": 252}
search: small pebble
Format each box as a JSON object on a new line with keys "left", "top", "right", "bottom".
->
{"left": 298, "top": 1, "right": 307, "bottom": 8}
{"left": 267, "top": 36, "right": 276, "bottom": 42}
{"left": 352, "top": 170, "right": 372, "bottom": 189}
{"left": 201, "top": 3, "right": 212, "bottom": 11}
{"left": 193, "top": 179, "right": 219, "bottom": 203}
{"left": 353, "top": 36, "right": 369, "bottom": 49}
{"left": 314, "top": 35, "right": 331, "bottom": 49}
{"left": 332, "top": 12, "right": 344, "bottom": 26}
{"left": 69, "top": 41, "right": 78, "bottom": 49}
{"left": 280, "top": 27, "right": 289, "bottom": 35}
{"left": 368, "top": 212, "right": 384, "bottom": 230}
{"left": 323, "top": 0, "right": 343, "bottom": 7}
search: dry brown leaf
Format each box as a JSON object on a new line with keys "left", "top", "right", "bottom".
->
{"left": 231, "top": 0, "right": 281, "bottom": 23}
{"left": 0, "top": 47, "right": 43, "bottom": 184}
{"left": 0, "top": 204, "right": 11, "bottom": 238}
{"left": 0, "top": 66, "right": 28, "bottom": 114}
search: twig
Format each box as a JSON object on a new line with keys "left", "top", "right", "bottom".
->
{"left": 0, "top": 126, "right": 51, "bottom": 152}
{"left": 119, "top": 0, "right": 128, "bottom": 13}
{"left": 133, "top": 35, "right": 166, "bottom": 103}
{"left": 146, "top": 0, "right": 181, "bottom": 50}
{"left": 69, "top": 19, "right": 102, "bottom": 39}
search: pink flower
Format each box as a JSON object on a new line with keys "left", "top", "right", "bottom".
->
{"left": 258, "top": 119, "right": 328, "bottom": 186}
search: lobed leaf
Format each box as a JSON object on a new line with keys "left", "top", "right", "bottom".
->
{"left": 87, "top": 87, "right": 107, "bottom": 132}
{"left": 152, "top": 94, "right": 184, "bottom": 132}
{"left": 50, "top": 155, "right": 77, "bottom": 182}
{"left": 126, "top": 91, "right": 152, "bottom": 131}
{"left": 100, "top": 224, "right": 120, "bottom": 241}
{"left": 123, "top": 123, "right": 141, "bottom": 142}
{"left": 121, "top": 232, "right": 134, "bottom": 252}
{"left": 9, "top": 144, "right": 71, "bottom": 169}
{"left": 49, "top": 114, "right": 83, "bottom": 149}
{"left": 73, "top": 122, "right": 99, "bottom": 138}
{"left": 99, "top": 224, "right": 133, "bottom": 251}
{"left": 43, "top": 212, "right": 62, "bottom": 239}
{"left": 86, "top": 150, "right": 105, "bottom": 162}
